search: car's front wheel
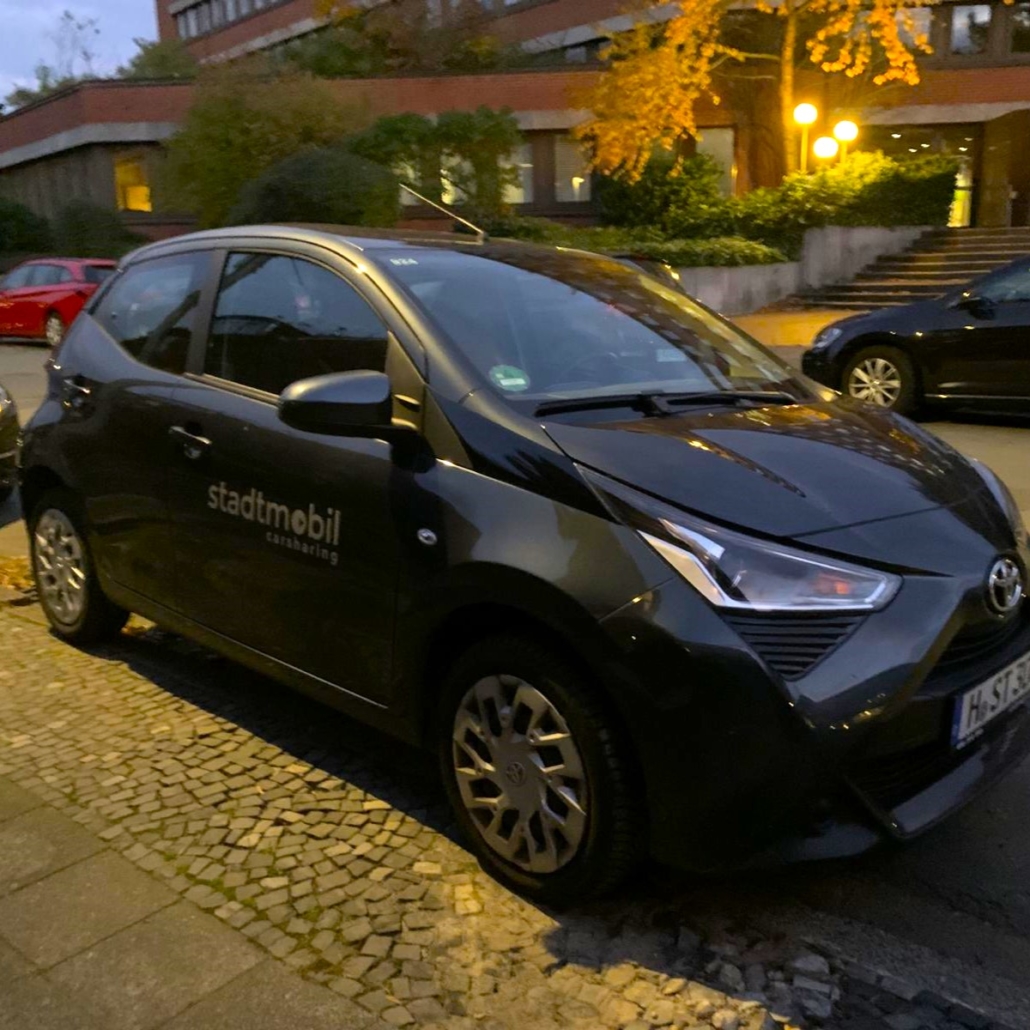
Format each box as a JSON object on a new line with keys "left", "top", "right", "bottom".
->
{"left": 438, "top": 634, "right": 642, "bottom": 905}
{"left": 842, "top": 345, "right": 918, "bottom": 415}
{"left": 44, "top": 312, "right": 65, "bottom": 348}
{"left": 29, "top": 490, "right": 128, "bottom": 644}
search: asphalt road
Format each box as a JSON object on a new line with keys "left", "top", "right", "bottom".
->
{"left": 2, "top": 340, "right": 1030, "bottom": 1022}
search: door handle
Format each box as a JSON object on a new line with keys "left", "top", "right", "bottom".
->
{"left": 60, "top": 377, "right": 92, "bottom": 412}
{"left": 169, "top": 424, "right": 212, "bottom": 461}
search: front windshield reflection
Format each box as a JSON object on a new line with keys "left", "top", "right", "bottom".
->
{"left": 379, "top": 246, "right": 805, "bottom": 404}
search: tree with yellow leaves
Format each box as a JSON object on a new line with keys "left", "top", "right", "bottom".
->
{"left": 576, "top": 0, "right": 943, "bottom": 181}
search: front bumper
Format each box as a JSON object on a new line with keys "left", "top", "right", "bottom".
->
{"left": 599, "top": 570, "right": 1030, "bottom": 872}
{"left": 800, "top": 346, "right": 838, "bottom": 389}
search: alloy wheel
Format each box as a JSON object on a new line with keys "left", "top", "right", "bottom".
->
{"left": 45, "top": 314, "right": 64, "bottom": 348}
{"left": 451, "top": 674, "right": 588, "bottom": 874}
{"left": 847, "top": 357, "right": 903, "bottom": 407}
{"left": 34, "top": 509, "right": 87, "bottom": 625}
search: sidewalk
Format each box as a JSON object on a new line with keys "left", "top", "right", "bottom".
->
{"left": 733, "top": 309, "right": 861, "bottom": 349}
{"left": 0, "top": 774, "right": 391, "bottom": 1030}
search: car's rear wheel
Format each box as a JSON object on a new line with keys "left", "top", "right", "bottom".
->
{"left": 842, "top": 345, "right": 918, "bottom": 415}
{"left": 30, "top": 489, "right": 128, "bottom": 644}
{"left": 437, "top": 634, "right": 642, "bottom": 905}
{"left": 44, "top": 312, "right": 65, "bottom": 348}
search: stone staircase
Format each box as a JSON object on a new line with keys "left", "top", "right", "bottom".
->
{"left": 802, "top": 227, "right": 1030, "bottom": 309}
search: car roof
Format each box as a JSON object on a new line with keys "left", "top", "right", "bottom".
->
{"left": 20, "top": 257, "right": 116, "bottom": 266}
{"left": 124, "top": 224, "right": 561, "bottom": 265}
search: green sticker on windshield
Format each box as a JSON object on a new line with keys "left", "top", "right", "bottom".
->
{"left": 489, "top": 365, "right": 530, "bottom": 392}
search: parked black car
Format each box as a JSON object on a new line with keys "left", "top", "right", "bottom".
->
{"left": 0, "top": 382, "right": 18, "bottom": 504}
{"left": 19, "top": 227, "right": 1030, "bottom": 903}
{"left": 802, "top": 256, "right": 1030, "bottom": 415}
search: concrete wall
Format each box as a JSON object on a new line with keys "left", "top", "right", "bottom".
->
{"left": 677, "top": 225, "right": 930, "bottom": 315}
{"left": 675, "top": 263, "right": 802, "bottom": 317}
{"left": 799, "top": 226, "right": 928, "bottom": 289}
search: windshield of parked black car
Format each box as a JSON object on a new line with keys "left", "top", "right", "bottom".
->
{"left": 380, "top": 246, "right": 804, "bottom": 404}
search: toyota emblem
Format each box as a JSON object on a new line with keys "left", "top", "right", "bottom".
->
{"left": 986, "top": 558, "right": 1024, "bottom": 616}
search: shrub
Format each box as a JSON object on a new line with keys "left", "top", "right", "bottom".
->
{"left": 0, "top": 198, "right": 53, "bottom": 252}
{"left": 597, "top": 153, "right": 733, "bottom": 238}
{"left": 229, "top": 147, "right": 400, "bottom": 227}
{"left": 484, "top": 217, "right": 784, "bottom": 266}
{"left": 347, "top": 114, "right": 441, "bottom": 201}
{"left": 435, "top": 107, "right": 522, "bottom": 218}
{"left": 52, "top": 201, "right": 144, "bottom": 257}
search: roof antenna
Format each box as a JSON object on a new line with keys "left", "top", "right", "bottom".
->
{"left": 399, "top": 182, "right": 488, "bottom": 243}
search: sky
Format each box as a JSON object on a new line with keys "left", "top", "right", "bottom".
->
{"left": 0, "top": 0, "right": 158, "bottom": 101}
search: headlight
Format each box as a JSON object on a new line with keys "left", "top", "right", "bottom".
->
{"left": 970, "top": 459, "right": 1027, "bottom": 543}
{"left": 810, "top": 326, "right": 843, "bottom": 352}
{"left": 583, "top": 469, "right": 900, "bottom": 612}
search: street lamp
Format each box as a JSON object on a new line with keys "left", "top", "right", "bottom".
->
{"left": 833, "top": 119, "right": 859, "bottom": 160}
{"left": 813, "top": 136, "right": 840, "bottom": 161}
{"left": 793, "top": 103, "right": 818, "bottom": 173}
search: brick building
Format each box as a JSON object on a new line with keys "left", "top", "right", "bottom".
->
{"left": 1, "top": 0, "right": 1029, "bottom": 232}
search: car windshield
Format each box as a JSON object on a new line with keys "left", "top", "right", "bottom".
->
{"left": 379, "top": 246, "right": 803, "bottom": 404}
{"left": 83, "top": 265, "right": 116, "bottom": 285}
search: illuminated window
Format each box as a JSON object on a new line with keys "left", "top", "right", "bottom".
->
{"left": 503, "top": 143, "right": 534, "bottom": 205}
{"left": 696, "top": 128, "right": 736, "bottom": 195}
{"left": 1012, "top": 3, "right": 1030, "bottom": 51}
{"left": 554, "top": 137, "right": 591, "bottom": 203}
{"left": 950, "top": 4, "right": 992, "bottom": 54}
{"left": 115, "top": 156, "right": 153, "bottom": 213}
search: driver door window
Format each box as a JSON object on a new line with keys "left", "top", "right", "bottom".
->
{"left": 979, "top": 264, "right": 1030, "bottom": 305}
{"left": 206, "top": 253, "right": 389, "bottom": 395}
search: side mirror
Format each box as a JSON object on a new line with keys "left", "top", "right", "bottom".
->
{"left": 278, "top": 370, "right": 401, "bottom": 439}
{"left": 949, "top": 293, "right": 994, "bottom": 317}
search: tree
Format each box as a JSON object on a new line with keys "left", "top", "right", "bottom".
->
{"left": 312, "top": 0, "right": 511, "bottom": 74}
{"left": 160, "top": 64, "right": 368, "bottom": 228}
{"left": 228, "top": 147, "right": 400, "bottom": 226}
{"left": 3, "top": 10, "right": 101, "bottom": 110}
{"left": 436, "top": 107, "right": 522, "bottom": 217}
{"left": 117, "top": 38, "right": 198, "bottom": 80}
{"left": 576, "top": 0, "right": 942, "bottom": 180}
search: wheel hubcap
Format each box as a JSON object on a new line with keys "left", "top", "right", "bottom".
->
{"left": 848, "top": 357, "right": 902, "bottom": 407}
{"left": 45, "top": 317, "right": 63, "bottom": 347}
{"left": 451, "top": 675, "right": 588, "bottom": 874}
{"left": 34, "top": 509, "right": 87, "bottom": 625}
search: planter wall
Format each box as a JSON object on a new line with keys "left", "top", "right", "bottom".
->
{"left": 675, "top": 225, "right": 931, "bottom": 316}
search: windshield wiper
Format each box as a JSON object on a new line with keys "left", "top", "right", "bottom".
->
{"left": 534, "top": 389, "right": 798, "bottom": 418}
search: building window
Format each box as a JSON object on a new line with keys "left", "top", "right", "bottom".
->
{"left": 503, "top": 143, "right": 534, "bottom": 205}
{"left": 896, "top": 6, "right": 931, "bottom": 46}
{"left": 211, "top": 0, "right": 225, "bottom": 27}
{"left": 186, "top": 7, "right": 199, "bottom": 36}
{"left": 176, "top": 13, "right": 188, "bottom": 38}
{"left": 554, "top": 137, "right": 591, "bottom": 203}
{"left": 950, "top": 4, "right": 992, "bottom": 54}
{"left": 115, "top": 156, "right": 153, "bottom": 213}
{"left": 696, "top": 128, "right": 736, "bottom": 195}
{"left": 1011, "top": 2, "right": 1030, "bottom": 51}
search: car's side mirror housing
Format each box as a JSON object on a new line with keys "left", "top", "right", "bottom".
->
{"left": 949, "top": 293, "right": 994, "bottom": 317}
{"left": 278, "top": 370, "right": 405, "bottom": 439}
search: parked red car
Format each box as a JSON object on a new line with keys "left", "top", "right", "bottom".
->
{"left": 0, "top": 258, "right": 117, "bottom": 346}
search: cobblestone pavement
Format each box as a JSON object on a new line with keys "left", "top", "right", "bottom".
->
{"left": 0, "top": 592, "right": 1020, "bottom": 1030}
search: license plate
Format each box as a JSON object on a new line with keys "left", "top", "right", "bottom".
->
{"left": 952, "top": 649, "right": 1030, "bottom": 749}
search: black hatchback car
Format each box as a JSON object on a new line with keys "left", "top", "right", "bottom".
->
{"left": 803, "top": 256, "right": 1030, "bottom": 415}
{"left": 19, "top": 226, "right": 1030, "bottom": 903}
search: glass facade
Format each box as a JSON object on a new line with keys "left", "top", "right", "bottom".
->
{"left": 554, "top": 137, "right": 591, "bottom": 203}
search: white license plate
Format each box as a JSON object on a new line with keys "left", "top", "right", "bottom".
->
{"left": 952, "top": 649, "right": 1030, "bottom": 749}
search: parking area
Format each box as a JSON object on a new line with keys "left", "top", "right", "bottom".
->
{"left": 2, "top": 338, "right": 1030, "bottom": 1030}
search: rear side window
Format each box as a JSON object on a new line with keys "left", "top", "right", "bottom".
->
{"left": 26, "top": 264, "right": 65, "bottom": 287}
{"left": 83, "top": 265, "right": 115, "bottom": 285}
{"left": 93, "top": 252, "right": 209, "bottom": 374}
{"left": 0, "top": 266, "right": 31, "bottom": 290}
{"left": 205, "top": 252, "right": 388, "bottom": 395}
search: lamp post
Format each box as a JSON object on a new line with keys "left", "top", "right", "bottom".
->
{"left": 833, "top": 119, "right": 859, "bottom": 161}
{"left": 793, "top": 103, "right": 818, "bottom": 173}
{"left": 813, "top": 136, "right": 840, "bottom": 162}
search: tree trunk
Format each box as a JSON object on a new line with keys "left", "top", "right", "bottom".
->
{"left": 780, "top": 2, "right": 797, "bottom": 176}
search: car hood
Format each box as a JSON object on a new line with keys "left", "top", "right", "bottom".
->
{"left": 543, "top": 399, "right": 987, "bottom": 539}
{"left": 829, "top": 298, "right": 945, "bottom": 337}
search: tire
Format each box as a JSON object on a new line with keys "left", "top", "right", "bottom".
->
{"left": 842, "top": 345, "right": 919, "bottom": 416}
{"left": 44, "top": 312, "right": 65, "bottom": 349}
{"left": 29, "top": 488, "right": 128, "bottom": 644}
{"left": 437, "top": 634, "right": 643, "bottom": 905}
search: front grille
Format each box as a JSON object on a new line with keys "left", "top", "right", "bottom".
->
{"left": 725, "top": 613, "right": 863, "bottom": 679}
